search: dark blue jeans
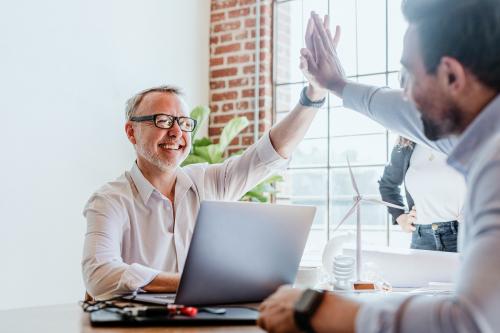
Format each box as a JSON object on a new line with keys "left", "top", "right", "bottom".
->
{"left": 411, "top": 221, "right": 459, "bottom": 252}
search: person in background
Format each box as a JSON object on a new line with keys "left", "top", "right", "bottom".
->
{"left": 379, "top": 135, "right": 466, "bottom": 252}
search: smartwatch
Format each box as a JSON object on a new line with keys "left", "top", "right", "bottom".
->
{"left": 294, "top": 288, "right": 325, "bottom": 332}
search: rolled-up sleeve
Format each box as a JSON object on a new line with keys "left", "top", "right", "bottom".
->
{"left": 82, "top": 194, "right": 159, "bottom": 299}
{"left": 203, "top": 131, "right": 289, "bottom": 201}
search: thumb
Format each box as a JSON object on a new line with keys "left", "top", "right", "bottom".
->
{"left": 300, "top": 48, "right": 318, "bottom": 74}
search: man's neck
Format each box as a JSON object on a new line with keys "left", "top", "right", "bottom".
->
{"left": 136, "top": 159, "right": 177, "bottom": 201}
{"left": 458, "top": 83, "right": 498, "bottom": 132}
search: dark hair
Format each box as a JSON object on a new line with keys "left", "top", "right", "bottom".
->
{"left": 402, "top": 0, "right": 500, "bottom": 91}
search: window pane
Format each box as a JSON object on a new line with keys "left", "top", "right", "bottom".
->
{"left": 275, "top": 0, "right": 304, "bottom": 83}
{"left": 330, "top": 134, "right": 387, "bottom": 166}
{"left": 330, "top": 107, "right": 386, "bottom": 137}
{"left": 388, "top": 0, "right": 407, "bottom": 71}
{"left": 277, "top": 109, "right": 329, "bottom": 139}
{"left": 275, "top": 83, "right": 304, "bottom": 113}
{"left": 290, "top": 138, "right": 328, "bottom": 168}
{"left": 357, "top": 0, "right": 386, "bottom": 75}
{"left": 331, "top": 165, "right": 385, "bottom": 195}
{"left": 277, "top": 169, "right": 328, "bottom": 198}
{"left": 329, "top": 0, "right": 357, "bottom": 76}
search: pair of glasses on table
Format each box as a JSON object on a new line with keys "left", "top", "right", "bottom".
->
{"left": 130, "top": 114, "right": 197, "bottom": 132}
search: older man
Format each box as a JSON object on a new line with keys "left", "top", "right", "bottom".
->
{"left": 82, "top": 82, "right": 327, "bottom": 299}
{"left": 258, "top": 0, "right": 500, "bottom": 332}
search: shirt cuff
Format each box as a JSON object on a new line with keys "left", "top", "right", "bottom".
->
{"left": 118, "top": 263, "right": 160, "bottom": 292}
{"left": 255, "top": 131, "right": 290, "bottom": 170}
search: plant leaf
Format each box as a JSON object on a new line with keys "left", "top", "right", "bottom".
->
{"left": 193, "top": 137, "right": 212, "bottom": 147}
{"left": 190, "top": 105, "right": 210, "bottom": 140}
{"left": 181, "top": 154, "right": 209, "bottom": 166}
{"left": 194, "top": 145, "right": 223, "bottom": 163}
{"left": 217, "top": 117, "right": 249, "bottom": 153}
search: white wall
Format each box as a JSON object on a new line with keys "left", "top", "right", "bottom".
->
{"left": 0, "top": 0, "right": 209, "bottom": 310}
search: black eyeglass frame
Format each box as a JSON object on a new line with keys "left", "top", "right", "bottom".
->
{"left": 129, "top": 114, "right": 197, "bottom": 132}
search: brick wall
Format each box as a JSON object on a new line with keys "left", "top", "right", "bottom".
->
{"left": 209, "top": 0, "right": 274, "bottom": 155}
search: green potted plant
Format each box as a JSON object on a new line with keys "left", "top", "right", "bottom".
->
{"left": 181, "top": 106, "right": 283, "bottom": 202}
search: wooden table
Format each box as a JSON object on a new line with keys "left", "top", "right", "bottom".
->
{"left": 0, "top": 303, "right": 265, "bottom": 333}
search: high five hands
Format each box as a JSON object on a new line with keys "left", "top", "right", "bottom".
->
{"left": 300, "top": 12, "right": 347, "bottom": 97}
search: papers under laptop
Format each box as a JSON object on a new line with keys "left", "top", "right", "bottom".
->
{"left": 123, "top": 200, "right": 316, "bottom": 307}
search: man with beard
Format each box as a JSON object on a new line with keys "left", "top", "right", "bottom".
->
{"left": 82, "top": 83, "right": 327, "bottom": 299}
{"left": 258, "top": 0, "right": 500, "bottom": 332}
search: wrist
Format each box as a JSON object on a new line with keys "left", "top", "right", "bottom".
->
{"left": 311, "top": 293, "right": 360, "bottom": 333}
{"left": 328, "top": 79, "right": 347, "bottom": 98}
{"left": 294, "top": 289, "right": 325, "bottom": 332}
{"left": 306, "top": 84, "right": 327, "bottom": 101}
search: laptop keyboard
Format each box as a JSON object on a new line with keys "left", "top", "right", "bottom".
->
{"left": 153, "top": 295, "right": 176, "bottom": 300}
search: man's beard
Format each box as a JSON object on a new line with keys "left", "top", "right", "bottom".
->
{"left": 421, "top": 105, "right": 463, "bottom": 141}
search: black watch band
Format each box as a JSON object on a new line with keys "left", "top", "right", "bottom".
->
{"left": 294, "top": 289, "right": 325, "bottom": 333}
{"left": 299, "top": 86, "right": 326, "bottom": 108}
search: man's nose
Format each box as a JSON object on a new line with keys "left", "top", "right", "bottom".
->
{"left": 167, "top": 120, "right": 182, "bottom": 138}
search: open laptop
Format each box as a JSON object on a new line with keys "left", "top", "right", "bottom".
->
{"left": 125, "top": 200, "right": 316, "bottom": 306}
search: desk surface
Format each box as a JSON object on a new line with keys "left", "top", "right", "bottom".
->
{"left": 0, "top": 303, "right": 265, "bottom": 333}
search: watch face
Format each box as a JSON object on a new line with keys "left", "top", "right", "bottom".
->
{"left": 295, "top": 289, "right": 321, "bottom": 314}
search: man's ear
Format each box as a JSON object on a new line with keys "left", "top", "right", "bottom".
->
{"left": 438, "top": 56, "right": 466, "bottom": 96}
{"left": 125, "top": 122, "right": 137, "bottom": 145}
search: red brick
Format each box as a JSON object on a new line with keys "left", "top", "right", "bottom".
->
{"left": 222, "top": 103, "right": 234, "bottom": 111}
{"left": 213, "top": 114, "right": 237, "bottom": 124}
{"left": 210, "top": 80, "right": 226, "bottom": 89}
{"left": 209, "top": 126, "right": 224, "bottom": 136}
{"left": 214, "top": 43, "right": 241, "bottom": 55}
{"left": 211, "top": 0, "right": 238, "bottom": 11}
{"left": 221, "top": 33, "right": 232, "bottom": 43}
{"left": 210, "top": 57, "right": 224, "bottom": 66}
{"left": 236, "top": 101, "right": 250, "bottom": 110}
{"left": 211, "top": 12, "right": 226, "bottom": 22}
{"left": 234, "top": 31, "right": 248, "bottom": 40}
{"left": 228, "top": 78, "right": 250, "bottom": 88}
{"left": 213, "top": 21, "right": 241, "bottom": 33}
{"left": 212, "top": 91, "right": 238, "bottom": 101}
{"left": 228, "top": 7, "right": 250, "bottom": 18}
{"left": 211, "top": 67, "right": 238, "bottom": 78}
{"left": 227, "top": 54, "right": 251, "bottom": 64}
{"left": 241, "top": 136, "right": 255, "bottom": 146}
{"left": 210, "top": 36, "right": 219, "bottom": 44}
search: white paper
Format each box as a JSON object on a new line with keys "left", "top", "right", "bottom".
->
{"left": 343, "top": 245, "right": 460, "bottom": 288}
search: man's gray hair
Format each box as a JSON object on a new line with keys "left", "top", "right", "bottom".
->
{"left": 125, "top": 85, "right": 183, "bottom": 120}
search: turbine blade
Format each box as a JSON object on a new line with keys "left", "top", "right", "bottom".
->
{"left": 362, "top": 198, "right": 406, "bottom": 210}
{"left": 346, "top": 156, "right": 360, "bottom": 195}
{"left": 332, "top": 201, "right": 360, "bottom": 233}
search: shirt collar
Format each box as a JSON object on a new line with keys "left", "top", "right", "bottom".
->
{"left": 130, "top": 162, "right": 195, "bottom": 205}
{"left": 447, "top": 94, "right": 500, "bottom": 175}
{"left": 130, "top": 162, "right": 156, "bottom": 204}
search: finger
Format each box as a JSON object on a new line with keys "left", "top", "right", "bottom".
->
{"left": 300, "top": 48, "right": 318, "bottom": 73}
{"left": 313, "top": 31, "right": 328, "bottom": 61}
{"left": 256, "top": 315, "right": 267, "bottom": 331}
{"left": 331, "top": 25, "right": 341, "bottom": 48}
{"left": 312, "top": 12, "right": 333, "bottom": 53}
{"left": 305, "top": 17, "right": 315, "bottom": 52}
{"left": 410, "top": 225, "right": 416, "bottom": 232}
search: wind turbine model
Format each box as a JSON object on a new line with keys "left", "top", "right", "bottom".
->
{"left": 332, "top": 157, "right": 405, "bottom": 289}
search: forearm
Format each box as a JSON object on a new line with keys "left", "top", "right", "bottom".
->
{"left": 269, "top": 85, "right": 323, "bottom": 158}
{"left": 142, "top": 272, "right": 180, "bottom": 293}
{"left": 311, "top": 293, "right": 360, "bottom": 333}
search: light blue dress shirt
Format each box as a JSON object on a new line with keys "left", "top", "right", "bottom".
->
{"left": 344, "top": 82, "right": 500, "bottom": 333}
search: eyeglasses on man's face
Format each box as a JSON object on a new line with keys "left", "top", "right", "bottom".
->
{"left": 129, "top": 113, "right": 197, "bottom": 132}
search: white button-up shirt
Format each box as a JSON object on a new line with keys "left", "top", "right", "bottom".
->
{"left": 82, "top": 132, "right": 287, "bottom": 299}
